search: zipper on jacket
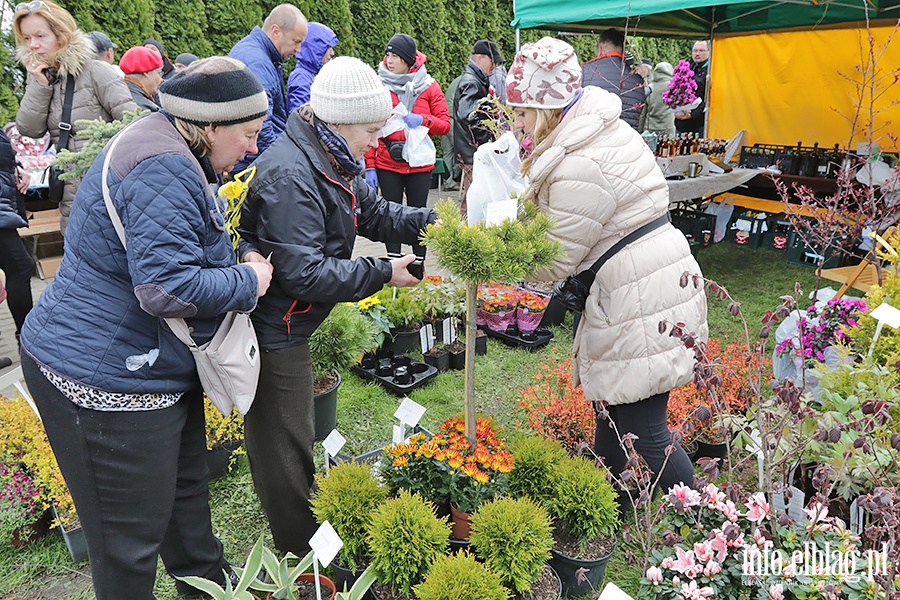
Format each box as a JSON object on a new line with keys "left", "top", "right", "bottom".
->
{"left": 320, "top": 171, "right": 358, "bottom": 233}
{"left": 283, "top": 299, "right": 312, "bottom": 340}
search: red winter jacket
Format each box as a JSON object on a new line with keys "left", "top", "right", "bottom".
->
{"left": 365, "top": 51, "right": 450, "bottom": 174}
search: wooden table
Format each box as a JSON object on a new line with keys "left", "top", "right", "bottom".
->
{"left": 18, "top": 209, "right": 62, "bottom": 279}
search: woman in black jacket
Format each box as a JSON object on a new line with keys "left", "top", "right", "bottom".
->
{"left": 239, "top": 56, "right": 435, "bottom": 557}
{"left": 0, "top": 128, "right": 34, "bottom": 345}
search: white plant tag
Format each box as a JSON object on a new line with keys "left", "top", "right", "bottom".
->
{"left": 395, "top": 397, "right": 426, "bottom": 428}
{"left": 849, "top": 497, "right": 866, "bottom": 535}
{"left": 392, "top": 424, "right": 404, "bottom": 445}
{"left": 322, "top": 429, "right": 346, "bottom": 458}
{"left": 870, "top": 302, "right": 900, "bottom": 328}
{"left": 772, "top": 485, "right": 807, "bottom": 523}
{"left": 443, "top": 318, "right": 453, "bottom": 343}
{"left": 485, "top": 199, "right": 518, "bottom": 226}
{"left": 598, "top": 582, "right": 635, "bottom": 600}
{"left": 419, "top": 325, "right": 431, "bottom": 353}
{"left": 309, "top": 520, "right": 343, "bottom": 568}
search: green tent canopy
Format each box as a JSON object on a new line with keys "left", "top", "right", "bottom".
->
{"left": 511, "top": 0, "right": 900, "bottom": 36}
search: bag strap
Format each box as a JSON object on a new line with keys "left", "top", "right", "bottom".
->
{"left": 100, "top": 131, "right": 200, "bottom": 350}
{"left": 574, "top": 213, "right": 672, "bottom": 284}
{"left": 57, "top": 76, "right": 76, "bottom": 152}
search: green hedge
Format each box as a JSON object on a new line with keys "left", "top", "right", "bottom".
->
{"left": 0, "top": 0, "right": 692, "bottom": 124}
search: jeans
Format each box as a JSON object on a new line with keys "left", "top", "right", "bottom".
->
{"left": 244, "top": 342, "right": 318, "bottom": 555}
{"left": 593, "top": 391, "right": 695, "bottom": 496}
{"left": 377, "top": 169, "right": 432, "bottom": 258}
{"left": 20, "top": 351, "right": 228, "bottom": 600}
{"left": 0, "top": 228, "right": 34, "bottom": 337}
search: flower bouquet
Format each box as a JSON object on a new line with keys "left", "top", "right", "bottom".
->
{"left": 441, "top": 418, "right": 514, "bottom": 516}
{"left": 516, "top": 289, "right": 551, "bottom": 333}
{"left": 477, "top": 283, "right": 519, "bottom": 332}
{"left": 662, "top": 59, "right": 700, "bottom": 113}
{"left": 775, "top": 297, "right": 867, "bottom": 368}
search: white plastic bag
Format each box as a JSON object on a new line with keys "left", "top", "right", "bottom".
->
{"left": 703, "top": 195, "right": 735, "bottom": 243}
{"left": 466, "top": 132, "right": 528, "bottom": 225}
{"left": 402, "top": 125, "right": 435, "bottom": 167}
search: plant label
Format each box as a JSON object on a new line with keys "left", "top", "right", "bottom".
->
{"left": 598, "top": 582, "right": 635, "bottom": 600}
{"left": 395, "top": 397, "right": 426, "bottom": 428}
{"left": 870, "top": 302, "right": 900, "bottom": 329}
{"left": 849, "top": 497, "right": 868, "bottom": 535}
{"left": 485, "top": 199, "right": 518, "bottom": 226}
{"left": 392, "top": 424, "right": 404, "bottom": 445}
{"left": 322, "top": 429, "right": 346, "bottom": 459}
{"left": 444, "top": 318, "right": 455, "bottom": 343}
{"left": 420, "top": 324, "right": 434, "bottom": 353}
{"left": 309, "top": 520, "right": 343, "bottom": 568}
{"left": 772, "top": 485, "right": 807, "bottom": 523}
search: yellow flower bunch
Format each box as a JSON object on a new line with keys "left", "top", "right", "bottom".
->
{"left": 358, "top": 295, "right": 381, "bottom": 311}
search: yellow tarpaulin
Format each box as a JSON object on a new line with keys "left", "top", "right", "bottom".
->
{"left": 708, "top": 23, "right": 900, "bottom": 151}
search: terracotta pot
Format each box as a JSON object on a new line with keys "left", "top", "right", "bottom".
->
{"left": 450, "top": 504, "right": 471, "bottom": 540}
{"left": 267, "top": 574, "right": 337, "bottom": 600}
{"left": 12, "top": 508, "right": 52, "bottom": 548}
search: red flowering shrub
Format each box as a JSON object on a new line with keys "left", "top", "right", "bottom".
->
{"left": 518, "top": 356, "right": 595, "bottom": 455}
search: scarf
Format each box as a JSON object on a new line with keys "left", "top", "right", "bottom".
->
{"left": 298, "top": 105, "right": 364, "bottom": 183}
{"left": 378, "top": 63, "right": 434, "bottom": 111}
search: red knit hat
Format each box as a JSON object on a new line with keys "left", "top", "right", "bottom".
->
{"left": 120, "top": 46, "right": 163, "bottom": 75}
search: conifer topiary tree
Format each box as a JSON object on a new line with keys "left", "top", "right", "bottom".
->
{"left": 348, "top": 0, "right": 400, "bottom": 69}
{"left": 152, "top": 0, "right": 213, "bottom": 58}
{"left": 205, "top": 0, "right": 263, "bottom": 55}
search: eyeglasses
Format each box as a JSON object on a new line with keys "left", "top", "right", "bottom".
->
{"left": 15, "top": 1, "right": 45, "bottom": 12}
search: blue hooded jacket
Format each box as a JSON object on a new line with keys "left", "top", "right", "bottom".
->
{"left": 287, "top": 23, "right": 338, "bottom": 113}
{"left": 229, "top": 26, "right": 288, "bottom": 172}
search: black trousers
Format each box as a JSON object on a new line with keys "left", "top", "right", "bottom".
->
{"left": 20, "top": 351, "right": 228, "bottom": 600}
{"left": 244, "top": 342, "right": 317, "bottom": 556}
{"left": 0, "top": 228, "right": 34, "bottom": 337}
{"left": 593, "top": 391, "right": 695, "bottom": 495}
{"left": 376, "top": 169, "right": 432, "bottom": 257}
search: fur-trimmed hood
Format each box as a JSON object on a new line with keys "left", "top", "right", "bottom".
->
{"left": 17, "top": 30, "right": 96, "bottom": 80}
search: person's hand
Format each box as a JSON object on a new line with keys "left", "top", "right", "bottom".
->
{"left": 402, "top": 113, "right": 424, "bottom": 129}
{"left": 675, "top": 110, "right": 690, "bottom": 120}
{"left": 389, "top": 254, "right": 422, "bottom": 287}
{"left": 15, "top": 167, "right": 29, "bottom": 195}
{"left": 365, "top": 168, "right": 378, "bottom": 190}
{"left": 242, "top": 250, "right": 268, "bottom": 263}
{"left": 244, "top": 261, "right": 274, "bottom": 298}
{"left": 25, "top": 61, "right": 49, "bottom": 86}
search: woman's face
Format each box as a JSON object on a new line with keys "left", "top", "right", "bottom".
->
{"left": 384, "top": 52, "right": 410, "bottom": 75}
{"left": 19, "top": 14, "right": 60, "bottom": 61}
{"left": 330, "top": 121, "right": 386, "bottom": 161}
{"left": 205, "top": 117, "right": 265, "bottom": 173}
{"left": 513, "top": 108, "right": 538, "bottom": 136}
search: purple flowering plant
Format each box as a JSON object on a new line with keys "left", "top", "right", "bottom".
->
{"left": 662, "top": 60, "right": 698, "bottom": 110}
{"left": 0, "top": 461, "right": 42, "bottom": 541}
{"left": 775, "top": 297, "right": 868, "bottom": 366}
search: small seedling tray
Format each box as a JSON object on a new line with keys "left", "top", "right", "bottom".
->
{"left": 352, "top": 353, "right": 438, "bottom": 395}
{"left": 479, "top": 325, "right": 554, "bottom": 351}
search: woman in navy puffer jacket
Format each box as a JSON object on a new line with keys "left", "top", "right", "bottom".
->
{"left": 19, "top": 57, "right": 274, "bottom": 600}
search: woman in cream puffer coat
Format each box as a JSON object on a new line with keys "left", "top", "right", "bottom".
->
{"left": 507, "top": 37, "right": 708, "bottom": 494}
{"left": 14, "top": 0, "right": 136, "bottom": 235}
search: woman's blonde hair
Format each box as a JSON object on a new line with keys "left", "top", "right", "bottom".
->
{"left": 174, "top": 118, "right": 213, "bottom": 156}
{"left": 521, "top": 107, "right": 564, "bottom": 176}
{"left": 13, "top": 0, "right": 78, "bottom": 59}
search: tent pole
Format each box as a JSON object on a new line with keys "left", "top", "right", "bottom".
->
{"left": 516, "top": 28, "right": 521, "bottom": 52}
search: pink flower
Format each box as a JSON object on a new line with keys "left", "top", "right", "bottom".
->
{"left": 646, "top": 566, "right": 663, "bottom": 585}
{"left": 710, "top": 530, "right": 729, "bottom": 562}
{"left": 661, "top": 556, "right": 674, "bottom": 569}
{"left": 720, "top": 500, "right": 739, "bottom": 522}
{"left": 679, "top": 579, "right": 714, "bottom": 600}
{"left": 768, "top": 583, "right": 784, "bottom": 600}
{"left": 746, "top": 493, "right": 771, "bottom": 523}
{"left": 694, "top": 541, "right": 714, "bottom": 564}
{"left": 703, "top": 560, "right": 722, "bottom": 577}
{"left": 702, "top": 484, "right": 725, "bottom": 507}
{"left": 669, "top": 483, "right": 701, "bottom": 508}
{"left": 671, "top": 547, "right": 697, "bottom": 576}
{"left": 804, "top": 502, "right": 829, "bottom": 525}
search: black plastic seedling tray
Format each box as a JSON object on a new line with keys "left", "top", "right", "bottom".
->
{"left": 480, "top": 325, "right": 554, "bottom": 351}
{"left": 352, "top": 352, "right": 438, "bottom": 395}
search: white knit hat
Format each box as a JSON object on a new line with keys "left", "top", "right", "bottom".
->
{"left": 310, "top": 56, "right": 392, "bottom": 124}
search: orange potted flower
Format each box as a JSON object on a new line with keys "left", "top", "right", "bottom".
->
{"left": 477, "top": 283, "right": 519, "bottom": 332}
{"left": 516, "top": 289, "right": 551, "bottom": 333}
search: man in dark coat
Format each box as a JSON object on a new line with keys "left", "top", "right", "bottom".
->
{"left": 581, "top": 28, "right": 646, "bottom": 130}
{"left": 229, "top": 4, "right": 308, "bottom": 172}
{"left": 675, "top": 40, "right": 710, "bottom": 135}
{"left": 453, "top": 39, "right": 504, "bottom": 217}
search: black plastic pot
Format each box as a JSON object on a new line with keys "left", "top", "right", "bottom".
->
{"left": 695, "top": 440, "right": 727, "bottom": 461}
{"left": 314, "top": 371, "right": 341, "bottom": 441}
{"left": 390, "top": 329, "right": 421, "bottom": 354}
{"left": 331, "top": 561, "right": 373, "bottom": 600}
{"left": 449, "top": 348, "right": 465, "bottom": 370}
{"left": 549, "top": 536, "right": 616, "bottom": 598}
{"left": 423, "top": 349, "right": 450, "bottom": 372}
{"left": 475, "top": 333, "right": 487, "bottom": 356}
{"left": 205, "top": 439, "right": 243, "bottom": 481}
{"left": 540, "top": 296, "right": 569, "bottom": 328}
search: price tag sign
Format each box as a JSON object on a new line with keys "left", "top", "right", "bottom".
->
{"left": 394, "top": 397, "right": 426, "bottom": 428}
{"left": 443, "top": 318, "right": 454, "bottom": 344}
{"left": 309, "top": 521, "right": 343, "bottom": 568}
{"left": 322, "top": 429, "right": 346, "bottom": 458}
{"left": 871, "top": 302, "right": 900, "bottom": 328}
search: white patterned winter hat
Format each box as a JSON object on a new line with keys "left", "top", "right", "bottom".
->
{"left": 506, "top": 37, "right": 582, "bottom": 109}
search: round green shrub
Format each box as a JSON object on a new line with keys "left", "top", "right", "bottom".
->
{"left": 310, "top": 462, "right": 387, "bottom": 572}
{"left": 508, "top": 436, "right": 568, "bottom": 505}
{"left": 366, "top": 489, "right": 450, "bottom": 595}
{"left": 309, "top": 302, "right": 377, "bottom": 379}
{"left": 413, "top": 551, "right": 511, "bottom": 600}
{"left": 548, "top": 456, "right": 620, "bottom": 552}
{"left": 469, "top": 496, "right": 553, "bottom": 594}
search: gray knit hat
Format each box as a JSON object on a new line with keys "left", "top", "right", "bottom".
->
{"left": 310, "top": 56, "right": 392, "bottom": 124}
{"left": 158, "top": 56, "right": 268, "bottom": 126}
